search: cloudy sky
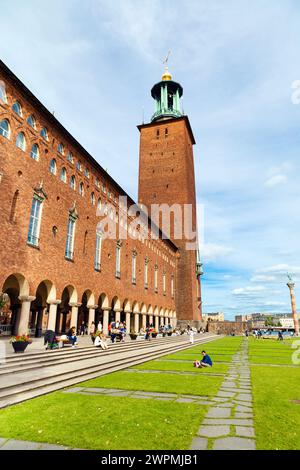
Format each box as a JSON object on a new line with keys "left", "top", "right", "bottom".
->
{"left": 1, "top": 0, "right": 300, "bottom": 318}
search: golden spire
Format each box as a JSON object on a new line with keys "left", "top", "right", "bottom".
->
{"left": 162, "top": 49, "right": 172, "bottom": 81}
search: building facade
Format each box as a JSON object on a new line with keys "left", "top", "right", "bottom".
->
{"left": 0, "top": 61, "right": 201, "bottom": 336}
{"left": 202, "top": 312, "right": 224, "bottom": 322}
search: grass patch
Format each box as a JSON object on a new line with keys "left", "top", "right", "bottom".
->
{"left": 80, "top": 370, "right": 222, "bottom": 396}
{"left": 0, "top": 392, "right": 206, "bottom": 450}
{"left": 133, "top": 360, "right": 228, "bottom": 374}
{"left": 252, "top": 365, "right": 300, "bottom": 450}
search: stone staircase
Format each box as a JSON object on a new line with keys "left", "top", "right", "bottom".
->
{"left": 0, "top": 333, "right": 219, "bottom": 409}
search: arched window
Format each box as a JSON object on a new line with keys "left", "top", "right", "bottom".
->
{"left": 67, "top": 151, "right": 74, "bottom": 163}
{"left": 91, "top": 192, "right": 95, "bottom": 205}
{"left": 84, "top": 167, "right": 89, "bottom": 178}
{"left": 57, "top": 143, "right": 64, "bottom": 155}
{"left": 40, "top": 127, "right": 48, "bottom": 141}
{"left": 0, "top": 82, "right": 7, "bottom": 103}
{"left": 27, "top": 115, "right": 36, "bottom": 129}
{"left": 79, "top": 182, "right": 84, "bottom": 197}
{"left": 97, "top": 198, "right": 102, "bottom": 211}
{"left": 60, "top": 167, "right": 67, "bottom": 183}
{"left": 76, "top": 161, "right": 82, "bottom": 172}
{"left": 30, "top": 144, "right": 39, "bottom": 161}
{"left": 49, "top": 158, "right": 57, "bottom": 175}
{"left": 70, "top": 175, "right": 76, "bottom": 190}
{"left": 0, "top": 119, "right": 10, "bottom": 139}
{"left": 16, "top": 132, "right": 26, "bottom": 151}
{"left": 12, "top": 101, "right": 22, "bottom": 117}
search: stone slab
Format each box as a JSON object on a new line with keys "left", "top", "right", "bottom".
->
{"left": 0, "top": 438, "right": 8, "bottom": 448}
{"left": 216, "top": 391, "right": 236, "bottom": 398}
{"left": 39, "top": 443, "right": 69, "bottom": 450}
{"left": 1, "top": 439, "right": 42, "bottom": 450}
{"left": 206, "top": 407, "right": 231, "bottom": 418}
{"left": 235, "top": 412, "right": 253, "bottom": 419}
{"left": 189, "top": 437, "right": 208, "bottom": 450}
{"left": 63, "top": 387, "right": 83, "bottom": 393}
{"left": 198, "top": 425, "right": 230, "bottom": 438}
{"left": 236, "top": 394, "right": 252, "bottom": 402}
{"left": 176, "top": 398, "right": 196, "bottom": 403}
{"left": 203, "top": 418, "right": 253, "bottom": 426}
{"left": 236, "top": 426, "right": 255, "bottom": 438}
{"left": 213, "top": 437, "right": 255, "bottom": 450}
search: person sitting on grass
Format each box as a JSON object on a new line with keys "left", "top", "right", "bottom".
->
{"left": 193, "top": 350, "right": 213, "bottom": 368}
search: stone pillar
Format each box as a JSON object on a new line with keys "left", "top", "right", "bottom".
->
{"left": 155, "top": 315, "right": 159, "bottom": 331}
{"left": 165, "top": 316, "right": 169, "bottom": 327}
{"left": 287, "top": 282, "right": 299, "bottom": 336}
{"left": 47, "top": 300, "right": 61, "bottom": 331}
{"left": 17, "top": 296, "right": 36, "bottom": 335}
{"left": 149, "top": 315, "right": 153, "bottom": 326}
{"left": 134, "top": 313, "right": 139, "bottom": 333}
{"left": 142, "top": 314, "right": 147, "bottom": 328}
{"left": 160, "top": 316, "right": 164, "bottom": 327}
{"left": 103, "top": 308, "right": 109, "bottom": 335}
{"left": 69, "top": 303, "right": 81, "bottom": 330}
{"left": 114, "top": 310, "right": 121, "bottom": 323}
{"left": 125, "top": 312, "right": 131, "bottom": 331}
{"left": 87, "top": 304, "right": 97, "bottom": 331}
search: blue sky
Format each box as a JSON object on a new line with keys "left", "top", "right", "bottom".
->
{"left": 1, "top": 0, "right": 300, "bottom": 318}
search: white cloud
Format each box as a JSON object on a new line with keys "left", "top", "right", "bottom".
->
{"left": 232, "top": 286, "right": 266, "bottom": 296}
{"left": 264, "top": 301, "right": 286, "bottom": 307}
{"left": 250, "top": 275, "right": 276, "bottom": 282}
{"left": 264, "top": 174, "right": 287, "bottom": 188}
{"left": 200, "top": 243, "right": 233, "bottom": 262}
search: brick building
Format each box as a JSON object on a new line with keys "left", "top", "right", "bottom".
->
{"left": 0, "top": 60, "right": 202, "bottom": 336}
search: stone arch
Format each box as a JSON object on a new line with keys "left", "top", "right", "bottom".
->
{"left": 61, "top": 284, "right": 78, "bottom": 304}
{"left": 112, "top": 296, "right": 121, "bottom": 311}
{"left": 98, "top": 292, "right": 110, "bottom": 309}
{"left": 123, "top": 298, "right": 131, "bottom": 312}
{"left": 1, "top": 273, "right": 30, "bottom": 335}
{"left": 132, "top": 301, "right": 140, "bottom": 314}
{"left": 30, "top": 280, "right": 56, "bottom": 336}
{"left": 140, "top": 302, "right": 147, "bottom": 314}
{"left": 78, "top": 289, "right": 95, "bottom": 331}
{"left": 2, "top": 272, "right": 29, "bottom": 298}
{"left": 147, "top": 305, "right": 153, "bottom": 315}
{"left": 154, "top": 306, "right": 159, "bottom": 316}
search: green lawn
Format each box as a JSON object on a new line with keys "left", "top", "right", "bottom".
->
{"left": 133, "top": 360, "right": 228, "bottom": 374}
{"left": 162, "top": 353, "right": 233, "bottom": 362}
{"left": 252, "top": 366, "right": 300, "bottom": 450}
{"left": 0, "top": 392, "right": 206, "bottom": 450}
{"left": 80, "top": 370, "right": 223, "bottom": 396}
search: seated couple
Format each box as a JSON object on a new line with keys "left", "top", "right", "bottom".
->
{"left": 94, "top": 333, "right": 109, "bottom": 350}
{"left": 193, "top": 350, "right": 213, "bottom": 368}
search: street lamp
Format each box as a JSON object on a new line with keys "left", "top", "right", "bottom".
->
{"left": 287, "top": 273, "right": 299, "bottom": 336}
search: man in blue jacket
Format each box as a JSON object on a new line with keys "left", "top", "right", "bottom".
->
{"left": 194, "top": 350, "right": 213, "bottom": 368}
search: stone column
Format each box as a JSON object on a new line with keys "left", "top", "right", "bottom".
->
{"left": 125, "top": 312, "right": 131, "bottom": 331}
{"left": 160, "top": 316, "right": 164, "bottom": 327}
{"left": 287, "top": 282, "right": 299, "bottom": 336}
{"left": 69, "top": 303, "right": 81, "bottom": 330}
{"left": 134, "top": 313, "right": 139, "bottom": 333}
{"left": 17, "top": 296, "right": 36, "bottom": 335}
{"left": 103, "top": 308, "right": 109, "bottom": 335}
{"left": 114, "top": 310, "right": 121, "bottom": 323}
{"left": 149, "top": 315, "right": 153, "bottom": 326}
{"left": 142, "top": 314, "right": 147, "bottom": 328}
{"left": 165, "top": 316, "right": 169, "bottom": 327}
{"left": 47, "top": 300, "right": 61, "bottom": 331}
{"left": 87, "top": 304, "right": 97, "bottom": 331}
{"left": 155, "top": 315, "right": 159, "bottom": 331}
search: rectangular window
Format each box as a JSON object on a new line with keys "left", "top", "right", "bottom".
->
{"left": 163, "top": 273, "right": 166, "bottom": 295}
{"left": 116, "top": 243, "right": 121, "bottom": 278}
{"left": 27, "top": 196, "right": 43, "bottom": 246}
{"left": 144, "top": 260, "right": 148, "bottom": 289}
{"left": 154, "top": 266, "right": 158, "bottom": 293}
{"left": 65, "top": 217, "right": 75, "bottom": 260}
{"left": 132, "top": 254, "right": 136, "bottom": 284}
{"left": 94, "top": 231, "right": 102, "bottom": 271}
{"left": 171, "top": 276, "right": 174, "bottom": 298}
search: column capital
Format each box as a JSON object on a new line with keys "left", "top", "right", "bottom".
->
{"left": 87, "top": 304, "right": 98, "bottom": 309}
{"left": 69, "top": 302, "right": 82, "bottom": 308}
{"left": 48, "top": 299, "right": 61, "bottom": 305}
{"left": 102, "top": 307, "right": 111, "bottom": 312}
{"left": 18, "top": 295, "right": 36, "bottom": 302}
{"left": 124, "top": 310, "right": 132, "bottom": 314}
{"left": 113, "top": 308, "right": 123, "bottom": 313}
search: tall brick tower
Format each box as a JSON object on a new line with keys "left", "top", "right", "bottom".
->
{"left": 138, "top": 66, "right": 203, "bottom": 324}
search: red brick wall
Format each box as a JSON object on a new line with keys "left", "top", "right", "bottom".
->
{"left": 138, "top": 118, "right": 201, "bottom": 321}
{"left": 0, "top": 67, "right": 176, "bottom": 318}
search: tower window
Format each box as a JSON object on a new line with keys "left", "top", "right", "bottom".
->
{"left": 16, "top": 132, "right": 26, "bottom": 151}
{"left": 65, "top": 216, "right": 76, "bottom": 260}
{"left": 40, "top": 127, "right": 48, "bottom": 141}
{"left": 27, "top": 195, "right": 43, "bottom": 247}
{"left": 94, "top": 230, "right": 102, "bottom": 271}
{"left": 12, "top": 101, "right": 22, "bottom": 117}
{"left": 49, "top": 159, "right": 56, "bottom": 175}
{"left": 60, "top": 167, "right": 67, "bottom": 183}
{"left": 70, "top": 175, "right": 76, "bottom": 190}
{"left": 165, "top": 128, "right": 168, "bottom": 137}
{"left": 30, "top": 144, "right": 39, "bottom": 161}
{"left": 156, "top": 129, "right": 160, "bottom": 139}
{"left": 0, "top": 119, "right": 10, "bottom": 139}
{"left": 0, "top": 82, "right": 7, "bottom": 103}
{"left": 27, "top": 115, "right": 36, "bottom": 129}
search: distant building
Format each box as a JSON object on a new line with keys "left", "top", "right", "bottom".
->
{"left": 202, "top": 312, "right": 224, "bottom": 322}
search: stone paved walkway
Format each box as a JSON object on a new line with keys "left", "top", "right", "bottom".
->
{"left": 63, "top": 386, "right": 217, "bottom": 405}
{"left": 190, "top": 339, "right": 256, "bottom": 450}
{"left": 0, "top": 437, "right": 73, "bottom": 450}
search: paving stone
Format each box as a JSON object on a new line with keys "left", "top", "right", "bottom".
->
{"left": 203, "top": 418, "right": 253, "bottom": 426}
{"left": 235, "top": 412, "right": 253, "bottom": 419}
{"left": 220, "top": 387, "right": 240, "bottom": 393}
{"left": 198, "top": 425, "right": 230, "bottom": 438}
{"left": 83, "top": 387, "right": 111, "bottom": 393}
{"left": 212, "top": 397, "right": 229, "bottom": 403}
{"left": 39, "top": 443, "right": 69, "bottom": 450}
{"left": 213, "top": 437, "right": 255, "bottom": 450}
{"left": 216, "top": 391, "right": 236, "bottom": 398}
{"left": 176, "top": 398, "right": 196, "bottom": 403}
{"left": 1, "top": 439, "right": 42, "bottom": 450}
{"left": 63, "top": 387, "right": 83, "bottom": 393}
{"left": 222, "top": 382, "right": 237, "bottom": 388}
{"left": 0, "top": 438, "right": 8, "bottom": 448}
{"left": 236, "top": 426, "right": 255, "bottom": 438}
{"left": 155, "top": 397, "right": 173, "bottom": 401}
{"left": 106, "top": 391, "right": 131, "bottom": 397}
{"left": 132, "top": 394, "right": 152, "bottom": 399}
{"left": 196, "top": 400, "right": 216, "bottom": 406}
{"left": 235, "top": 405, "right": 253, "bottom": 413}
{"left": 236, "top": 394, "right": 252, "bottom": 402}
{"left": 189, "top": 437, "right": 208, "bottom": 450}
{"left": 215, "top": 403, "right": 234, "bottom": 408}
{"left": 206, "top": 407, "right": 231, "bottom": 418}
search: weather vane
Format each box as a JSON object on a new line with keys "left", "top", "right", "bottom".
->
{"left": 163, "top": 50, "right": 171, "bottom": 66}
{"left": 287, "top": 272, "right": 294, "bottom": 283}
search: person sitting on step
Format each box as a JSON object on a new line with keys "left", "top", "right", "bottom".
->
{"left": 66, "top": 326, "right": 78, "bottom": 347}
{"left": 193, "top": 350, "right": 213, "bottom": 368}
